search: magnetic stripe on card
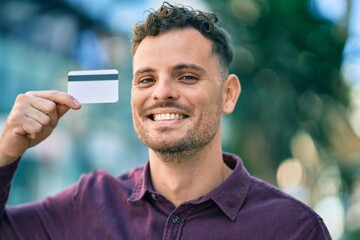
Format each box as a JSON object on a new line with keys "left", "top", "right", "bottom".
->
{"left": 68, "top": 74, "right": 118, "bottom": 81}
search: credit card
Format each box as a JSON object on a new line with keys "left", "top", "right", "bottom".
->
{"left": 68, "top": 69, "right": 119, "bottom": 104}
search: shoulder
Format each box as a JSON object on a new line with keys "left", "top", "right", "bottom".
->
{"left": 248, "top": 176, "right": 319, "bottom": 218}
{"left": 78, "top": 167, "right": 143, "bottom": 184}
{"left": 74, "top": 166, "right": 144, "bottom": 199}
{"left": 244, "top": 176, "right": 330, "bottom": 239}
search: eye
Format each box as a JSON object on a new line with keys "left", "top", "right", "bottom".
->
{"left": 139, "top": 78, "right": 155, "bottom": 83}
{"left": 133, "top": 76, "right": 156, "bottom": 88}
{"left": 179, "top": 75, "right": 198, "bottom": 82}
{"left": 135, "top": 77, "right": 156, "bottom": 87}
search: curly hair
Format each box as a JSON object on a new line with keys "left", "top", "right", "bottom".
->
{"left": 131, "top": 1, "right": 233, "bottom": 75}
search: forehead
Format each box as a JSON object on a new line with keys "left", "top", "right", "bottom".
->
{"left": 132, "top": 28, "right": 216, "bottom": 72}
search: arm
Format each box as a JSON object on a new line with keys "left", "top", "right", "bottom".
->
{"left": 306, "top": 218, "right": 332, "bottom": 240}
{"left": 0, "top": 90, "right": 81, "bottom": 237}
{"left": 0, "top": 159, "right": 19, "bottom": 217}
{"left": 0, "top": 161, "right": 81, "bottom": 239}
{"left": 0, "top": 90, "right": 81, "bottom": 167}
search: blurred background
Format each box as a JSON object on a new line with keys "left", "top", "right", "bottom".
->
{"left": 0, "top": 0, "right": 359, "bottom": 238}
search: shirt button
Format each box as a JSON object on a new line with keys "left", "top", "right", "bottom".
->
{"left": 150, "top": 193, "right": 157, "bottom": 200}
{"left": 172, "top": 216, "right": 180, "bottom": 224}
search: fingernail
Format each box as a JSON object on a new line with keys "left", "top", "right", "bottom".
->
{"left": 73, "top": 99, "right": 81, "bottom": 107}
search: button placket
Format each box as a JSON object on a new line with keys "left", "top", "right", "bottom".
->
{"left": 172, "top": 216, "right": 180, "bottom": 224}
{"left": 162, "top": 204, "right": 195, "bottom": 239}
{"left": 151, "top": 193, "right": 157, "bottom": 200}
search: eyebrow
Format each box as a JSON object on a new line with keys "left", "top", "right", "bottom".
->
{"left": 134, "top": 67, "right": 156, "bottom": 77}
{"left": 173, "top": 63, "right": 207, "bottom": 73}
{"left": 134, "top": 63, "right": 207, "bottom": 77}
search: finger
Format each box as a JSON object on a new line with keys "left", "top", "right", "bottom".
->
{"left": 27, "top": 90, "right": 81, "bottom": 110}
{"left": 16, "top": 116, "right": 43, "bottom": 136}
{"left": 25, "top": 124, "right": 52, "bottom": 140}
{"left": 24, "top": 95, "right": 58, "bottom": 127}
{"left": 57, "top": 104, "right": 71, "bottom": 119}
{"left": 27, "top": 133, "right": 37, "bottom": 140}
{"left": 24, "top": 107, "right": 52, "bottom": 127}
{"left": 25, "top": 91, "right": 81, "bottom": 127}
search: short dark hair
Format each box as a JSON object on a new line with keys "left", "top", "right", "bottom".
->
{"left": 131, "top": 1, "right": 233, "bottom": 75}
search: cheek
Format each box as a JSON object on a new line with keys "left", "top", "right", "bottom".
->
{"left": 200, "top": 88, "right": 222, "bottom": 107}
{"left": 130, "top": 99, "right": 136, "bottom": 116}
{"left": 131, "top": 90, "right": 144, "bottom": 110}
{"left": 131, "top": 90, "right": 152, "bottom": 121}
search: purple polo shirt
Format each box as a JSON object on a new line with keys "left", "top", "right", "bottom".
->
{"left": 0, "top": 153, "right": 331, "bottom": 239}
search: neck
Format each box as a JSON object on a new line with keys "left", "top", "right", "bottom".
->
{"left": 148, "top": 133, "right": 232, "bottom": 207}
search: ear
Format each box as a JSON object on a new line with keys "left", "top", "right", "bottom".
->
{"left": 222, "top": 74, "right": 241, "bottom": 114}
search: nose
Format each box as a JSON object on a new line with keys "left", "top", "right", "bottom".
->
{"left": 152, "top": 77, "right": 179, "bottom": 101}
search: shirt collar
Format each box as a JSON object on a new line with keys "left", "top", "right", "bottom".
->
{"left": 127, "top": 161, "right": 152, "bottom": 202}
{"left": 128, "top": 153, "right": 252, "bottom": 222}
{"left": 210, "top": 153, "right": 252, "bottom": 221}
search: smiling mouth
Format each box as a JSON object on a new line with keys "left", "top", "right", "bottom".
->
{"left": 149, "top": 113, "right": 189, "bottom": 121}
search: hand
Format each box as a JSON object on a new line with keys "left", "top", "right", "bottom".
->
{"left": 0, "top": 90, "right": 81, "bottom": 167}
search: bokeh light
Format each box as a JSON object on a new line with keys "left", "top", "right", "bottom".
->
{"left": 276, "top": 158, "right": 304, "bottom": 189}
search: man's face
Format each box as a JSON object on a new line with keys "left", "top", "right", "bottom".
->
{"left": 131, "top": 28, "right": 226, "bottom": 156}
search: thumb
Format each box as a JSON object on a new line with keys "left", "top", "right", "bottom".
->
{"left": 57, "top": 100, "right": 81, "bottom": 119}
{"left": 57, "top": 104, "right": 71, "bottom": 119}
{"left": 58, "top": 98, "right": 81, "bottom": 118}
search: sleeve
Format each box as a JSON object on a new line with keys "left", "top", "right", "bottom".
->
{"left": 305, "top": 218, "right": 332, "bottom": 240}
{"left": 0, "top": 160, "right": 80, "bottom": 240}
{"left": 0, "top": 159, "right": 20, "bottom": 217}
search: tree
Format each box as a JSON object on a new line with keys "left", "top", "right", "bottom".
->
{"left": 207, "top": 0, "right": 353, "bottom": 184}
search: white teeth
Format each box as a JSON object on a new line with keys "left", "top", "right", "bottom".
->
{"left": 153, "top": 113, "right": 185, "bottom": 121}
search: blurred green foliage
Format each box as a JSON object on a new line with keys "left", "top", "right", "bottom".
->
{"left": 206, "top": 0, "right": 352, "bottom": 182}
{"left": 205, "top": 2, "right": 360, "bottom": 236}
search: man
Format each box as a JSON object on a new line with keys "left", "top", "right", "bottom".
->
{"left": 0, "top": 2, "right": 331, "bottom": 239}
